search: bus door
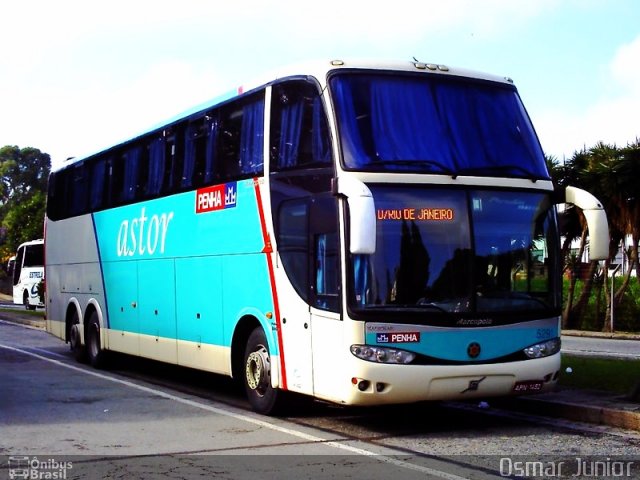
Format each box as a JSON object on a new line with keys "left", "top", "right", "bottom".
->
{"left": 308, "top": 194, "right": 342, "bottom": 397}
{"left": 275, "top": 193, "right": 340, "bottom": 396}
{"left": 275, "top": 197, "right": 314, "bottom": 393}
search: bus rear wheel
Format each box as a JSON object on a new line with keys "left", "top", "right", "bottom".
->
{"left": 86, "top": 312, "right": 107, "bottom": 369}
{"left": 69, "top": 323, "right": 86, "bottom": 362}
{"left": 243, "top": 327, "right": 284, "bottom": 415}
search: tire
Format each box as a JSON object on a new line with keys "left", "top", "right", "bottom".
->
{"left": 69, "top": 318, "right": 86, "bottom": 362}
{"left": 243, "top": 327, "right": 284, "bottom": 415}
{"left": 86, "top": 312, "right": 107, "bottom": 369}
{"left": 23, "top": 291, "right": 36, "bottom": 311}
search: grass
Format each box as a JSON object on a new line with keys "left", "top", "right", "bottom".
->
{"left": 0, "top": 307, "right": 45, "bottom": 318}
{"left": 560, "top": 354, "right": 640, "bottom": 395}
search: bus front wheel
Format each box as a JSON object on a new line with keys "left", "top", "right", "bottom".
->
{"left": 23, "top": 291, "right": 36, "bottom": 311}
{"left": 86, "top": 312, "right": 107, "bottom": 369}
{"left": 243, "top": 327, "right": 283, "bottom": 415}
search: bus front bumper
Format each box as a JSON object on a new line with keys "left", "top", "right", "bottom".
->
{"left": 335, "top": 353, "right": 561, "bottom": 407}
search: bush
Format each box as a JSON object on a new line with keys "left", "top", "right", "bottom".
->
{"left": 563, "top": 276, "right": 640, "bottom": 332}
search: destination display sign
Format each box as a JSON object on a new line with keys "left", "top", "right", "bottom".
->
{"left": 377, "top": 207, "right": 454, "bottom": 221}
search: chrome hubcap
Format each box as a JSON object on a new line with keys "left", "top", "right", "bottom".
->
{"left": 245, "top": 346, "right": 270, "bottom": 395}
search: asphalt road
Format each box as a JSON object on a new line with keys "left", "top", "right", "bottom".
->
{"left": 562, "top": 335, "right": 640, "bottom": 360}
{"left": 1, "top": 319, "right": 639, "bottom": 479}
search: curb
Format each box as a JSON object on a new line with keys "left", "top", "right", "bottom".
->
{"left": 0, "top": 311, "right": 46, "bottom": 329}
{"left": 507, "top": 394, "right": 640, "bottom": 432}
{"left": 562, "top": 330, "right": 640, "bottom": 341}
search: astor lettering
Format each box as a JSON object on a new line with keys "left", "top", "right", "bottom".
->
{"left": 117, "top": 207, "right": 174, "bottom": 257}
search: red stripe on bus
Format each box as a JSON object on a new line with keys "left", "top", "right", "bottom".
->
{"left": 253, "top": 178, "right": 287, "bottom": 390}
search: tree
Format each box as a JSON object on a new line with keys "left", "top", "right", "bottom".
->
{"left": 596, "top": 140, "right": 640, "bottom": 331}
{"left": 550, "top": 148, "right": 604, "bottom": 329}
{"left": 0, "top": 146, "right": 51, "bottom": 259}
{"left": 553, "top": 140, "right": 640, "bottom": 332}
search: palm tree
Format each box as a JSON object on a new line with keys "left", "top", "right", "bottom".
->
{"left": 598, "top": 140, "right": 640, "bottom": 331}
{"left": 553, "top": 148, "right": 607, "bottom": 329}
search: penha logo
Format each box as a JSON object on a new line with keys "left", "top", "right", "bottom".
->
{"left": 377, "top": 332, "right": 420, "bottom": 343}
{"left": 196, "top": 182, "right": 237, "bottom": 214}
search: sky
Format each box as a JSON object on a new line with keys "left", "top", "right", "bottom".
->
{"left": 1, "top": 0, "right": 638, "bottom": 169}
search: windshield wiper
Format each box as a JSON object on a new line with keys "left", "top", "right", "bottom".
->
{"left": 361, "top": 159, "right": 456, "bottom": 176}
{"left": 454, "top": 164, "right": 542, "bottom": 180}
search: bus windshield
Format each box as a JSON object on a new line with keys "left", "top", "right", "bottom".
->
{"left": 23, "top": 243, "right": 44, "bottom": 267}
{"left": 351, "top": 187, "right": 561, "bottom": 317}
{"left": 330, "top": 72, "right": 549, "bottom": 180}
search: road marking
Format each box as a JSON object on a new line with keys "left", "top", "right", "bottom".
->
{"left": 0, "top": 342, "right": 471, "bottom": 480}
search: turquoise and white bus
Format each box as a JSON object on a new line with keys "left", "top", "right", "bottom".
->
{"left": 45, "top": 60, "right": 609, "bottom": 414}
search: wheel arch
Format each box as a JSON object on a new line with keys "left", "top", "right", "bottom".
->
{"left": 83, "top": 299, "right": 105, "bottom": 349}
{"left": 230, "top": 315, "right": 261, "bottom": 382}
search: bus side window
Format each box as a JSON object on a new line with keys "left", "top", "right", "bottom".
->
{"left": 203, "top": 115, "right": 218, "bottom": 185}
{"left": 137, "top": 144, "right": 150, "bottom": 199}
{"left": 182, "top": 119, "right": 208, "bottom": 189}
{"left": 13, "top": 246, "right": 24, "bottom": 286}
{"left": 310, "top": 195, "right": 340, "bottom": 312}
{"left": 218, "top": 105, "right": 241, "bottom": 180}
{"left": 69, "top": 162, "right": 88, "bottom": 216}
{"left": 277, "top": 199, "right": 310, "bottom": 303}
{"left": 107, "top": 155, "right": 123, "bottom": 207}
{"left": 218, "top": 93, "right": 264, "bottom": 181}
{"left": 239, "top": 97, "right": 264, "bottom": 175}
{"left": 147, "top": 135, "right": 166, "bottom": 197}
{"left": 47, "top": 170, "right": 67, "bottom": 221}
{"left": 314, "top": 232, "right": 340, "bottom": 311}
{"left": 89, "top": 157, "right": 108, "bottom": 211}
{"left": 121, "top": 146, "right": 143, "bottom": 203}
{"left": 270, "top": 81, "right": 331, "bottom": 171}
{"left": 164, "top": 125, "right": 185, "bottom": 193}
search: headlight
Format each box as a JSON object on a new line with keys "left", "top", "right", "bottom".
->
{"left": 350, "top": 344, "right": 416, "bottom": 364}
{"left": 523, "top": 338, "right": 561, "bottom": 359}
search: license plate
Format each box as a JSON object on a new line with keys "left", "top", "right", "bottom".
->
{"left": 513, "top": 380, "right": 544, "bottom": 393}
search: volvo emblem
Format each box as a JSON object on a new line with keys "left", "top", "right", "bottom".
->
{"left": 467, "top": 342, "right": 481, "bottom": 358}
{"left": 461, "top": 376, "right": 487, "bottom": 394}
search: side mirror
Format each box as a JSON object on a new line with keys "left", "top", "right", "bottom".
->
{"left": 335, "top": 176, "right": 376, "bottom": 254}
{"left": 563, "top": 186, "right": 610, "bottom": 260}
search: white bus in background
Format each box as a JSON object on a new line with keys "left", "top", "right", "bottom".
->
{"left": 12, "top": 239, "right": 45, "bottom": 310}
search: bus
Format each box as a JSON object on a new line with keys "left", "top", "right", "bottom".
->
{"left": 13, "top": 239, "right": 45, "bottom": 310}
{"left": 45, "top": 59, "right": 609, "bottom": 414}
